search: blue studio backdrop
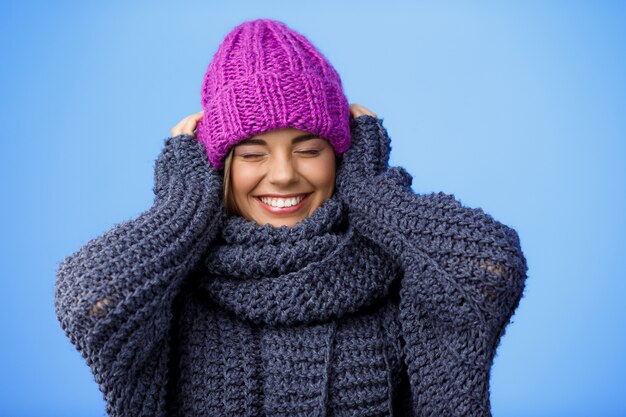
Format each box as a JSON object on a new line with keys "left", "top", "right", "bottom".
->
{"left": 1, "top": 1, "right": 625, "bottom": 416}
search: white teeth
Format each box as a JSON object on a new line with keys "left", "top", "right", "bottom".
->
{"left": 260, "top": 194, "right": 307, "bottom": 208}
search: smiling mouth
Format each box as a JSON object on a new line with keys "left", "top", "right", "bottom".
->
{"left": 255, "top": 192, "right": 312, "bottom": 197}
{"left": 254, "top": 192, "right": 313, "bottom": 210}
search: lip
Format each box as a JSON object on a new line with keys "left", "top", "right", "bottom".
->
{"left": 254, "top": 192, "right": 313, "bottom": 215}
{"left": 255, "top": 192, "right": 311, "bottom": 198}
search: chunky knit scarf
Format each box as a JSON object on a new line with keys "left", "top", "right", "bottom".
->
{"left": 198, "top": 191, "right": 397, "bottom": 326}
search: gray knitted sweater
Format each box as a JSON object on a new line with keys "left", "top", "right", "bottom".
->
{"left": 54, "top": 115, "right": 528, "bottom": 417}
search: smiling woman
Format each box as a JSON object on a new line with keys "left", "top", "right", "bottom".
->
{"left": 55, "top": 17, "right": 527, "bottom": 417}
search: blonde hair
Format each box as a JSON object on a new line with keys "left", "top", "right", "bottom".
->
{"left": 222, "top": 147, "right": 240, "bottom": 216}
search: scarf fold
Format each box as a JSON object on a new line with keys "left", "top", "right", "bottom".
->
{"left": 194, "top": 191, "right": 400, "bottom": 327}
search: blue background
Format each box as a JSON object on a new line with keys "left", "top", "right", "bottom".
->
{"left": 1, "top": 1, "right": 625, "bottom": 416}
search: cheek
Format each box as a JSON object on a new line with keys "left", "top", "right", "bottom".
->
{"left": 231, "top": 163, "right": 260, "bottom": 199}
{"left": 301, "top": 155, "right": 336, "bottom": 189}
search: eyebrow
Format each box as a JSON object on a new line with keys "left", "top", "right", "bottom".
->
{"left": 237, "top": 133, "right": 321, "bottom": 146}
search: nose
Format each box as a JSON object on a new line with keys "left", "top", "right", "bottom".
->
{"left": 266, "top": 153, "right": 299, "bottom": 186}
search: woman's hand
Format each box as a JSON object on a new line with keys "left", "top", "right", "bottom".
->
{"left": 171, "top": 111, "right": 203, "bottom": 137}
{"left": 347, "top": 103, "right": 387, "bottom": 176}
{"left": 337, "top": 104, "right": 389, "bottom": 184}
{"left": 335, "top": 103, "right": 413, "bottom": 205}
{"left": 349, "top": 103, "right": 377, "bottom": 119}
{"left": 155, "top": 110, "right": 224, "bottom": 204}
{"left": 346, "top": 103, "right": 387, "bottom": 176}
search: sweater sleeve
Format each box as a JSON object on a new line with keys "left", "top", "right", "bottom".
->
{"left": 54, "top": 134, "right": 224, "bottom": 417}
{"left": 342, "top": 167, "right": 528, "bottom": 416}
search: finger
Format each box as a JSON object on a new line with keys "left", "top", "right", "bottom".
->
{"left": 171, "top": 115, "right": 189, "bottom": 137}
{"left": 182, "top": 117, "right": 199, "bottom": 136}
{"left": 349, "top": 104, "right": 364, "bottom": 118}
{"left": 352, "top": 103, "right": 377, "bottom": 118}
{"left": 357, "top": 104, "right": 376, "bottom": 118}
{"left": 192, "top": 111, "right": 204, "bottom": 133}
{"left": 171, "top": 125, "right": 183, "bottom": 137}
{"left": 171, "top": 111, "right": 203, "bottom": 137}
{"left": 350, "top": 103, "right": 373, "bottom": 118}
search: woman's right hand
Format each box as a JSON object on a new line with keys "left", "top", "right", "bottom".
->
{"left": 155, "top": 112, "right": 223, "bottom": 206}
{"left": 172, "top": 111, "right": 204, "bottom": 137}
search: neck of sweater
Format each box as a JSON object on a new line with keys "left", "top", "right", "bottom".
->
{"left": 194, "top": 191, "right": 400, "bottom": 326}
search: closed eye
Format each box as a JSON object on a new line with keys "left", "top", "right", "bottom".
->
{"left": 238, "top": 149, "right": 321, "bottom": 159}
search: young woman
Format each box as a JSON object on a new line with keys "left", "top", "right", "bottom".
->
{"left": 55, "top": 18, "right": 528, "bottom": 417}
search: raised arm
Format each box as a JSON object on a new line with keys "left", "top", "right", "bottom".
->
{"left": 54, "top": 134, "right": 224, "bottom": 417}
{"left": 335, "top": 115, "right": 528, "bottom": 416}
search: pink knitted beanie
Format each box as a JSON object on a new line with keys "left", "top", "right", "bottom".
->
{"left": 196, "top": 18, "right": 351, "bottom": 169}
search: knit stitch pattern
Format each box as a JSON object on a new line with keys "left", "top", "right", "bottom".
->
{"left": 196, "top": 18, "right": 351, "bottom": 169}
{"left": 54, "top": 116, "right": 528, "bottom": 417}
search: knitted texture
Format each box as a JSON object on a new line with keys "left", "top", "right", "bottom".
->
{"left": 196, "top": 18, "right": 351, "bottom": 169}
{"left": 54, "top": 134, "right": 224, "bottom": 417}
{"left": 199, "top": 191, "right": 399, "bottom": 326}
{"left": 336, "top": 116, "right": 529, "bottom": 415}
{"left": 166, "top": 191, "right": 405, "bottom": 416}
{"left": 54, "top": 116, "right": 528, "bottom": 417}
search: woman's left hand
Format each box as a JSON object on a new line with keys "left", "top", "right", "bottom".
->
{"left": 349, "top": 103, "right": 377, "bottom": 119}
{"left": 337, "top": 104, "right": 390, "bottom": 189}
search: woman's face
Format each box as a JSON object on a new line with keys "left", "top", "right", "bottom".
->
{"left": 230, "top": 127, "right": 336, "bottom": 228}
